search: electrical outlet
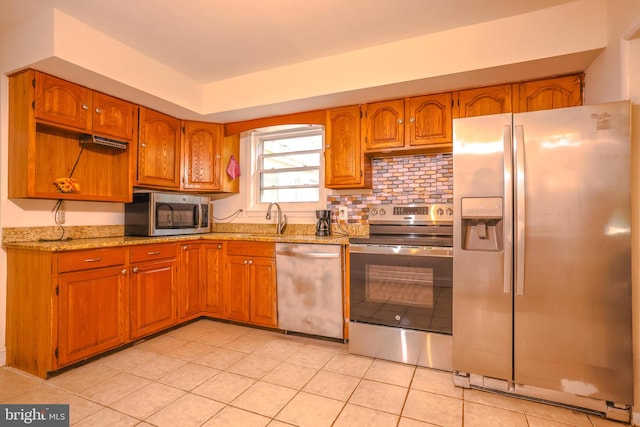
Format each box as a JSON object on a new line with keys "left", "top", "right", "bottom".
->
{"left": 338, "top": 206, "right": 348, "bottom": 221}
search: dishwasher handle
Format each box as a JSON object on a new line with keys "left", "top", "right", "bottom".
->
{"left": 276, "top": 249, "right": 341, "bottom": 259}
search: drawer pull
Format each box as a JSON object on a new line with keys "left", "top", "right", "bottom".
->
{"left": 147, "top": 251, "right": 161, "bottom": 255}
{"left": 132, "top": 267, "right": 139, "bottom": 273}
{"left": 83, "top": 257, "right": 102, "bottom": 263}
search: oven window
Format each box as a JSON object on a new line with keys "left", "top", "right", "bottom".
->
{"left": 366, "top": 265, "right": 434, "bottom": 308}
{"left": 350, "top": 252, "right": 452, "bottom": 334}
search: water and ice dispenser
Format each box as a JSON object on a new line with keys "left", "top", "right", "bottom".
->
{"left": 460, "top": 197, "right": 503, "bottom": 252}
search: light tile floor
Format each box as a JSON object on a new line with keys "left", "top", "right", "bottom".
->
{"left": 0, "top": 319, "right": 631, "bottom": 427}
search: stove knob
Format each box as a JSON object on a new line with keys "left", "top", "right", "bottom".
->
{"left": 437, "top": 207, "right": 444, "bottom": 216}
{"left": 379, "top": 208, "right": 386, "bottom": 216}
{"left": 370, "top": 207, "right": 378, "bottom": 216}
{"left": 446, "top": 207, "right": 454, "bottom": 216}
{"left": 395, "top": 315, "right": 401, "bottom": 321}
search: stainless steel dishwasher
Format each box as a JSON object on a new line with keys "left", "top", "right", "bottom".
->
{"left": 275, "top": 243, "right": 344, "bottom": 339}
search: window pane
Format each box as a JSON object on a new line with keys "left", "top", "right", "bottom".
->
{"left": 263, "top": 153, "right": 320, "bottom": 169}
{"left": 262, "top": 170, "right": 319, "bottom": 187}
{"left": 264, "top": 135, "right": 322, "bottom": 153}
{"left": 262, "top": 188, "right": 319, "bottom": 203}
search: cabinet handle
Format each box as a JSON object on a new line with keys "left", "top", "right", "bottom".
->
{"left": 248, "top": 260, "right": 253, "bottom": 265}
{"left": 218, "top": 245, "right": 222, "bottom": 249}
{"left": 243, "top": 260, "right": 248, "bottom": 264}
{"left": 147, "top": 251, "right": 161, "bottom": 255}
{"left": 132, "top": 267, "right": 139, "bottom": 273}
{"left": 409, "top": 116, "right": 416, "bottom": 123}
{"left": 95, "top": 108, "right": 103, "bottom": 114}
{"left": 326, "top": 144, "right": 331, "bottom": 148}
{"left": 183, "top": 245, "right": 187, "bottom": 250}
{"left": 398, "top": 118, "right": 404, "bottom": 124}
{"left": 141, "top": 143, "right": 147, "bottom": 148}
{"left": 82, "top": 104, "right": 89, "bottom": 110}
{"left": 121, "top": 269, "right": 127, "bottom": 275}
{"left": 83, "top": 257, "right": 102, "bottom": 263}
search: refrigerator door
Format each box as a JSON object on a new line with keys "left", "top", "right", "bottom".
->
{"left": 452, "top": 113, "right": 514, "bottom": 380}
{"left": 513, "top": 101, "right": 632, "bottom": 404}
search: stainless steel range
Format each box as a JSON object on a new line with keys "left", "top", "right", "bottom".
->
{"left": 348, "top": 203, "right": 453, "bottom": 370}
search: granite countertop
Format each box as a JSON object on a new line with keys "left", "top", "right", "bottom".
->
{"left": 2, "top": 232, "right": 350, "bottom": 252}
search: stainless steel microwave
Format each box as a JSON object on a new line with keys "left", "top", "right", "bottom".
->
{"left": 125, "top": 192, "right": 211, "bottom": 236}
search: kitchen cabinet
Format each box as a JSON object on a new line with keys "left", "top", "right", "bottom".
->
{"left": 179, "top": 243, "right": 205, "bottom": 321}
{"left": 513, "top": 74, "right": 583, "bottom": 113}
{"left": 202, "top": 242, "right": 226, "bottom": 317}
{"left": 8, "top": 69, "right": 136, "bottom": 202}
{"left": 57, "top": 248, "right": 129, "bottom": 366}
{"left": 324, "top": 106, "right": 372, "bottom": 189}
{"left": 34, "top": 72, "right": 135, "bottom": 140}
{"left": 454, "top": 84, "right": 512, "bottom": 118}
{"left": 225, "top": 241, "right": 278, "bottom": 327}
{"left": 5, "top": 247, "right": 128, "bottom": 378}
{"left": 179, "top": 241, "right": 226, "bottom": 320}
{"left": 363, "top": 94, "right": 453, "bottom": 155}
{"left": 182, "top": 121, "right": 222, "bottom": 191}
{"left": 137, "top": 107, "right": 182, "bottom": 189}
{"left": 130, "top": 243, "right": 179, "bottom": 339}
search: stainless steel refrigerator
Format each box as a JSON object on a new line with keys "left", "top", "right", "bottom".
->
{"left": 452, "top": 101, "right": 632, "bottom": 419}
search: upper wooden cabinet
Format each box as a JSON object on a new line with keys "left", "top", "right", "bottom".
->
{"left": 363, "top": 99, "right": 405, "bottom": 150}
{"left": 325, "top": 106, "right": 372, "bottom": 189}
{"left": 363, "top": 94, "right": 453, "bottom": 155}
{"left": 405, "top": 93, "right": 452, "bottom": 146}
{"left": 34, "top": 72, "right": 135, "bottom": 140}
{"left": 137, "top": 107, "right": 182, "bottom": 189}
{"left": 183, "top": 121, "right": 222, "bottom": 191}
{"left": 513, "top": 74, "right": 583, "bottom": 113}
{"left": 454, "top": 84, "right": 512, "bottom": 118}
{"left": 8, "top": 69, "right": 135, "bottom": 202}
{"left": 92, "top": 92, "right": 136, "bottom": 140}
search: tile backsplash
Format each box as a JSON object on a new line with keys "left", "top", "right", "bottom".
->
{"left": 327, "top": 153, "right": 453, "bottom": 223}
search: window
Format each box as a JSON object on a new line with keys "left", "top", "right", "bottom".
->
{"left": 250, "top": 125, "right": 325, "bottom": 213}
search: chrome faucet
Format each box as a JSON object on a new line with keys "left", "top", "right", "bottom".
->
{"left": 265, "top": 202, "right": 287, "bottom": 234}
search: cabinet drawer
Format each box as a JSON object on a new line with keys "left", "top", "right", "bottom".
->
{"left": 57, "top": 248, "right": 125, "bottom": 273}
{"left": 226, "top": 241, "right": 275, "bottom": 258}
{"left": 131, "top": 243, "right": 178, "bottom": 263}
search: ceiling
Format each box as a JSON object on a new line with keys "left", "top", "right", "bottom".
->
{"left": 1, "top": 0, "right": 577, "bottom": 84}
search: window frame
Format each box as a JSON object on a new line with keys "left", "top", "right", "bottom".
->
{"left": 246, "top": 124, "right": 326, "bottom": 217}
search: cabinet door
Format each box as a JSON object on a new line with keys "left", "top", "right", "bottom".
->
{"left": 225, "top": 255, "right": 251, "bottom": 322}
{"left": 92, "top": 92, "right": 135, "bottom": 140}
{"left": 183, "top": 121, "right": 222, "bottom": 191}
{"left": 130, "top": 258, "right": 178, "bottom": 339}
{"left": 34, "top": 71, "right": 91, "bottom": 131}
{"left": 179, "top": 243, "right": 204, "bottom": 320}
{"left": 513, "top": 74, "right": 583, "bottom": 113}
{"left": 325, "top": 106, "right": 371, "bottom": 189}
{"left": 250, "top": 257, "right": 278, "bottom": 327}
{"left": 455, "top": 84, "right": 512, "bottom": 118}
{"left": 58, "top": 266, "right": 128, "bottom": 366}
{"left": 406, "top": 93, "right": 452, "bottom": 146}
{"left": 364, "top": 99, "right": 405, "bottom": 150}
{"left": 203, "top": 243, "right": 226, "bottom": 317}
{"left": 138, "top": 107, "right": 181, "bottom": 188}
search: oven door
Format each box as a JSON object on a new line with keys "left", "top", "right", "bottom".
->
{"left": 349, "top": 244, "right": 452, "bottom": 334}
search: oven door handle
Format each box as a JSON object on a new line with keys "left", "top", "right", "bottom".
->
{"left": 349, "top": 244, "right": 453, "bottom": 257}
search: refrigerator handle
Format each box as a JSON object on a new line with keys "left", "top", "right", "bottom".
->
{"left": 503, "top": 125, "right": 513, "bottom": 295}
{"left": 514, "top": 124, "right": 526, "bottom": 296}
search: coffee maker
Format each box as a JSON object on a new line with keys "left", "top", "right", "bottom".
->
{"left": 315, "top": 210, "right": 332, "bottom": 236}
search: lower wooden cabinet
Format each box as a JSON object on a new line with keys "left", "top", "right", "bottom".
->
{"left": 130, "top": 243, "right": 179, "bottom": 340}
{"left": 225, "top": 241, "right": 278, "bottom": 327}
{"left": 5, "top": 240, "right": 279, "bottom": 378}
{"left": 57, "top": 266, "right": 128, "bottom": 366}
